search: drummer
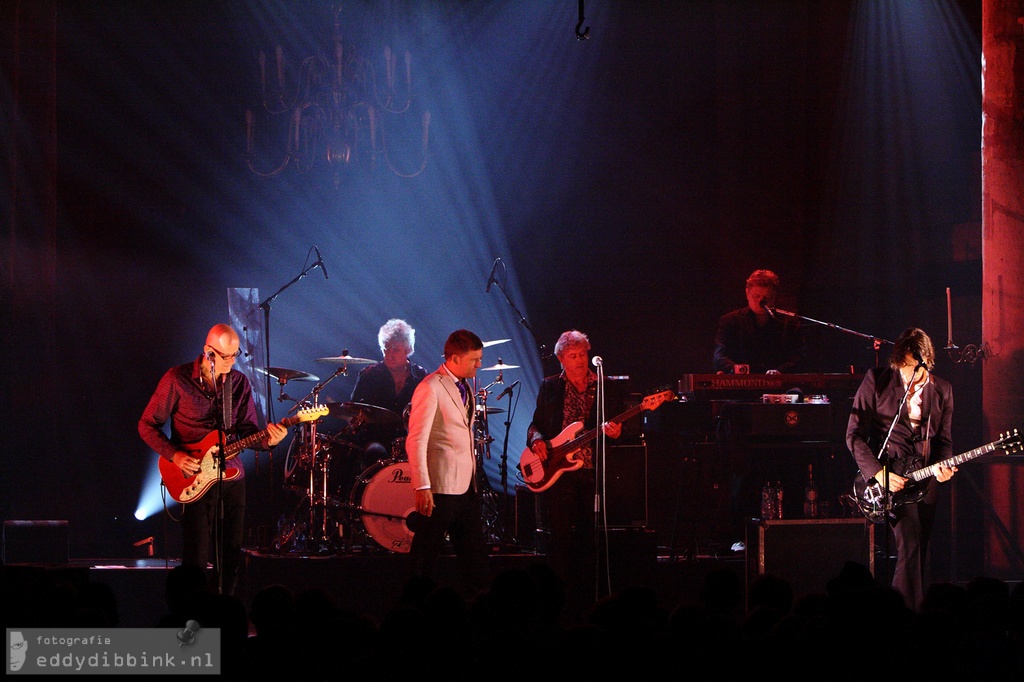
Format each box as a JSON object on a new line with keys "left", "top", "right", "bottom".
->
{"left": 349, "top": 319, "right": 428, "bottom": 461}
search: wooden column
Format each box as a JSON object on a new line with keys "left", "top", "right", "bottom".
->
{"left": 982, "top": 0, "right": 1024, "bottom": 578}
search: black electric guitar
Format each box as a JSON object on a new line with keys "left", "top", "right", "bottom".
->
{"left": 158, "top": 405, "right": 328, "bottom": 504}
{"left": 518, "top": 389, "right": 675, "bottom": 493}
{"left": 852, "top": 428, "right": 1021, "bottom": 522}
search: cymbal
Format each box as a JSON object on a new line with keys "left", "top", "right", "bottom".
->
{"left": 317, "top": 354, "right": 376, "bottom": 366}
{"left": 325, "top": 402, "right": 402, "bottom": 427}
{"left": 482, "top": 338, "right": 510, "bottom": 348}
{"left": 480, "top": 362, "right": 519, "bottom": 371}
{"left": 256, "top": 367, "right": 320, "bottom": 382}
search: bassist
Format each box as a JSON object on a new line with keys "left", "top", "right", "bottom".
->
{"left": 846, "top": 327, "right": 956, "bottom": 610}
{"left": 139, "top": 323, "right": 287, "bottom": 596}
{"left": 526, "top": 330, "right": 622, "bottom": 597}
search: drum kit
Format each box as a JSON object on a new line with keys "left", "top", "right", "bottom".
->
{"left": 267, "top": 342, "right": 520, "bottom": 556}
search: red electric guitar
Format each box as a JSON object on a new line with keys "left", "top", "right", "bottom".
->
{"left": 158, "top": 405, "right": 328, "bottom": 503}
{"left": 518, "top": 389, "right": 675, "bottom": 493}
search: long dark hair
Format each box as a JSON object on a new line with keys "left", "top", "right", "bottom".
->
{"left": 889, "top": 327, "right": 936, "bottom": 371}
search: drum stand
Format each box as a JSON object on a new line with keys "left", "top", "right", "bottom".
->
{"left": 273, "top": 417, "right": 346, "bottom": 554}
{"left": 475, "top": 387, "right": 506, "bottom": 546}
{"left": 273, "top": 371, "right": 349, "bottom": 555}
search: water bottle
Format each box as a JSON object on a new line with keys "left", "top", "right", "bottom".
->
{"left": 774, "top": 480, "right": 784, "bottom": 520}
{"left": 760, "top": 481, "right": 777, "bottom": 520}
{"left": 803, "top": 464, "right": 819, "bottom": 518}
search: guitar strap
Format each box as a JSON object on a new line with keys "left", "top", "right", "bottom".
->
{"left": 221, "top": 372, "right": 234, "bottom": 431}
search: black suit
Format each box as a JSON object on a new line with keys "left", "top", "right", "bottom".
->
{"left": 847, "top": 366, "right": 953, "bottom": 609}
{"left": 526, "top": 374, "right": 625, "bottom": 588}
{"left": 713, "top": 307, "right": 805, "bottom": 373}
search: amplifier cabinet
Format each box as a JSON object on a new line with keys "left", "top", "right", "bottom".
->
{"left": 746, "top": 518, "right": 874, "bottom": 600}
{"left": 603, "top": 443, "right": 648, "bottom": 528}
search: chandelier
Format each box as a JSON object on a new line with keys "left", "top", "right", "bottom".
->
{"left": 245, "top": 11, "right": 430, "bottom": 181}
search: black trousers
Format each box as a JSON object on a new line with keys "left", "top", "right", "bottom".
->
{"left": 408, "top": 487, "right": 488, "bottom": 595}
{"left": 890, "top": 500, "right": 937, "bottom": 610}
{"left": 181, "top": 477, "right": 245, "bottom": 596}
{"left": 542, "top": 468, "right": 598, "bottom": 587}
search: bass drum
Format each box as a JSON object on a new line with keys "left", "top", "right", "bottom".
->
{"left": 349, "top": 460, "right": 416, "bottom": 553}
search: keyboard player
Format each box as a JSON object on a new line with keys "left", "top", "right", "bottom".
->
{"left": 713, "top": 269, "right": 806, "bottom": 375}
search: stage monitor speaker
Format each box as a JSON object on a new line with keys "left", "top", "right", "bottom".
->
{"left": 604, "top": 443, "right": 648, "bottom": 528}
{"left": 746, "top": 518, "right": 873, "bottom": 601}
{"left": 3, "top": 520, "right": 70, "bottom": 565}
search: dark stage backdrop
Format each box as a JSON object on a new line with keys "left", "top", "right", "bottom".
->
{"left": 2, "top": 1, "right": 985, "bottom": 563}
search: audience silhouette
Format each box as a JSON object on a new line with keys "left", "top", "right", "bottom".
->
{"left": 4, "top": 558, "right": 1023, "bottom": 679}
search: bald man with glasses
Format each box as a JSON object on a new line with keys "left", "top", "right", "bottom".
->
{"left": 139, "top": 323, "right": 287, "bottom": 596}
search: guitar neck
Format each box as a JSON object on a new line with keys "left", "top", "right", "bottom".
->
{"left": 555, "top": 402, "right": 646, "bottom": 456}
{"left": 223, "top": 414, "right": 302, "bottom": 460}
{"left": 910, "top": 441, "right": 998, "bottom": 482}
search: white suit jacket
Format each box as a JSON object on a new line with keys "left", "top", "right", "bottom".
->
{"left": 405, "top": 363, "right": 476, "bottom": 494}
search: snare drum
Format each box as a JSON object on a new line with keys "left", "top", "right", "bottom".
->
{"left": 348, "top": 460, "right": 416, "bottom": 553}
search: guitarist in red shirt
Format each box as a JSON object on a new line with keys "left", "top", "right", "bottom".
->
{"left": 139, "top": 323, "right": 287, "bottom": 595}
{"left": 525, "top": 330, "right": 623, "bottom": 596}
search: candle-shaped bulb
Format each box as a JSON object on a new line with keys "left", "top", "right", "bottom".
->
{"left": 275, "top": 45, "right": 285, "bottom": 89}
{"left": 946, "top": 287, "right": 953, "bottom": 346}
{"left": 246, "top": 109, "right": 254, "bottom": 153}
{"left": 368, "top": 106, "right": 377, "bottom": 152}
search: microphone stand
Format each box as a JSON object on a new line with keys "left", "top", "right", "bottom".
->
{"left": 593, "top": 358, "right": 609, "bottom": 601}
{"left": 769, "top": 306, "right": 893, "bottom": 367}
{"left": 257, "top": 257, "right": 324, "bottom": 536}
{"left": 209, "top": 354, "right": 228, "bottom": 595}
{"left": 872, "top": 363, "right": 922, "bottom": 588}
{"left": 486, "top": 259, "right": 550, "bottom": 363}
{"left": 496, "top": 383, "right": 520, "bottom": 549}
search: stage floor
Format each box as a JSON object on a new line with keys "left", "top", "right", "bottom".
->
{"left": 4, "top": 537, "right": 749, "bottom": 629}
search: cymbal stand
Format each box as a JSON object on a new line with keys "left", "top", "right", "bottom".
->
{"left": 474, "top": 385, "right": 504, "bottom": 545}
{"left": 288, "top": 368, "right": 349, "bottom": 554}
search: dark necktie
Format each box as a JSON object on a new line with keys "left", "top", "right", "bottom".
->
{"left": 456, "top": 379, "right": 469, "bottom": 405}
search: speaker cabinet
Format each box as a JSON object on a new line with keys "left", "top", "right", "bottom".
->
{"left": 746, "top": 518, "right": 873, "bottom": 599}
{"left": 3, "top": 520, "right": 70, "bottom": 565}
{"left": 604, "top": 443, "right": 648, "bottom": 528}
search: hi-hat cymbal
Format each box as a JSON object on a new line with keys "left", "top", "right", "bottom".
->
{"left": 317, "top": 354, "right": 376, "bottom": 366}
{"left": 480, "top": 362, "right": 519, "bottom": 371}
{"left": 256, "top": 367, "right": 320, "bottom": 383}
{"left": 325, "top": 402, "right": 402, "bottom": 427}
{"left": 482, "top": 339, "right": 510, "bottom": 348}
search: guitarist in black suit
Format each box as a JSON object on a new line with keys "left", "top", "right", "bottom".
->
{"left": 139, "top": 324, "right": 287, "bottom": 596}
{"left": 846, "top": 327, "right": 957, "bottom": 610}
{"left": 526, "top": 330, "right": 623, "bottom": 596}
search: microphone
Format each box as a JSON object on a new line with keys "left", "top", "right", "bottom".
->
{"left": 206, "top": 351, "right": 216, "bottom": 361}
{"left": 912, "top": 351, "right": 926, "bottom": 369}
{"left": 313, "top": 246, "right": 329, "bottom": 280}
{"left": 485, "top": 258, "right": 499, "bottom": 293}
{"left": 760, "top": 300, "right": 775, "bottom": 318}
{"left": 591, "top": 356, "right": 603, "bottom": 367}
{"left": 497, "top": 379, "right": 520, "bottom": 401}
